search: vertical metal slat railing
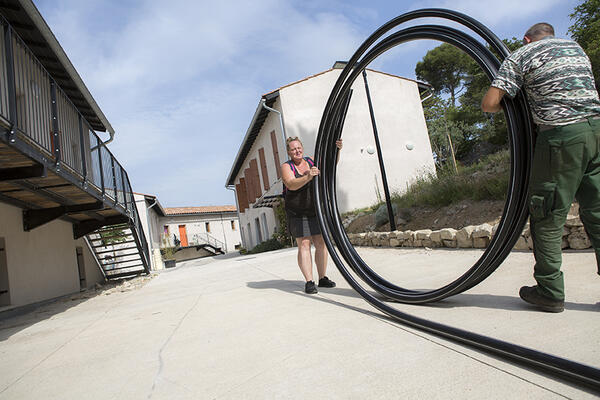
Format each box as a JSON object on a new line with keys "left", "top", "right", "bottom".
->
{"left": 0, "top": 15, "right": 150, "bottom": 273}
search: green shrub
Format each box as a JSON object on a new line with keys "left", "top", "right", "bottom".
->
{"left": 389, "top": 149, "right": 510, "bottom": 209}
{"left": 272, "top": 199, "right": 293, "bottom": 246}
{"left": 247, "top": 238, "right": 285, "bottom": 254}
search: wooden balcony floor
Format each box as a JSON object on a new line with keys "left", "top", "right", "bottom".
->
{"left": 0, "top": 140, "right": 123, "bottom": 222}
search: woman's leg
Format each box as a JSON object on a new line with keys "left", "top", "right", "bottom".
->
{"left": 296, "top": 236, "right": 313, "bottom": 281}
{"left": 312, "top": 234, "right": 328, "bottom": 279}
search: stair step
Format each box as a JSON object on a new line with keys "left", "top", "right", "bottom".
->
{"left": 104, "top": 264, "right": 144, "bottom": 274}
{"left": 91, "top": 239, "right": 136, "bottom": 248}
{"left": 94, "top": 246, "right": 140, "bottom": 255}
{"left": 89, "top": 231, "right": 133, "bottom": 238}
{"left": 105, "top": 270, "right": 146, "bottom": 280}
{"left": 100, "top": 257, "right": 142, "bottom": 266}
{"left": 95, "top": 224, "right": 130, "bottom": 232}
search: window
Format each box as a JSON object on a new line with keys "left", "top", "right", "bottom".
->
{"left": 255, "top": 217, "right": 263, "bottom": 243}
{"left": 205, "top": 222, "right": 210, "bottom": 233}
{"left": 247, "top": 223, "right": 252, "bottom": 248}
{"left": 261, "top": 213, "right": 269, "bottom": 240}
{"left": 231, "top": 220, "right": 236, "bottom": 230}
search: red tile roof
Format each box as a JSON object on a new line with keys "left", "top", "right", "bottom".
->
{"left": 164, "top": 206, "right": 237, "bottom": 215}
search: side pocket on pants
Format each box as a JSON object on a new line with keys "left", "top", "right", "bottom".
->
{"left": 529, "top": 182, "right": 557, "bottom": 221}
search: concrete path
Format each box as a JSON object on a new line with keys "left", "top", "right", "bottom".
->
{"left": 0, "top": 247, "right": 599, "bottom": 399}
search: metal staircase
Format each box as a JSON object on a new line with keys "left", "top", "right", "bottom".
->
{"left": 190, "top": 233, "right": 225, "bottom": 255}
{"left": 86, "top": 222, "right": 149, "bottom": 279}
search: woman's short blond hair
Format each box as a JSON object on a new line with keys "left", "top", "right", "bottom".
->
{"left": 286, "top": 136, "right": 303, "bottom": 151}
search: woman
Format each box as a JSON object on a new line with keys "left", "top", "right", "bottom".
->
{"left": 281, "top": 136, "right": 342, "bottom": 294}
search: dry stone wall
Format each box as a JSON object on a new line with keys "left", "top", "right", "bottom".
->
{"left": 347, "top": 215, "right": 592, "bottom": 251}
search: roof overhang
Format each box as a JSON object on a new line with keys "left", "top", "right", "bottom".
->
{"left": 225, "top": 91, "right": 278, "bottom": 187}
{"left": 0, "top": 0, "right": 113, "bottom": 134}
{"left": 138, "top": 193, "right": 166, "bottom": 216}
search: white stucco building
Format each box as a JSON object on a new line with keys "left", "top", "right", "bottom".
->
{"left": 135, "top": 193, "right": 242, "bottom": 268}
{"left": 226, "top": 62, "right": 435, "bottom": 249}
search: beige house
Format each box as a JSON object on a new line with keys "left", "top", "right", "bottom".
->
{"left": 0, "top": 1, "right": 149, "bottom": 310}
{"left": 135, "top": 193, "right": 241, "bottom": 268}
{"left": 226, "top": 62, "right": 435, "bottom": 249}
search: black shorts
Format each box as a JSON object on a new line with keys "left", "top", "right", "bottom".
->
{"left": 287, "top": 213, "right": 321, "bottom": 238}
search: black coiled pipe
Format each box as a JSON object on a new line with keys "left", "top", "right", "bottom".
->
{"left": 314, "top": 8, "right": 600, "bottom": 391}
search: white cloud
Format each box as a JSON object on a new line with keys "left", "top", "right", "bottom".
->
{"left": 32, "top": 0, "right": 571, "bottom": 206}
{"left": 34, "top": 0, "right": 366, "bottom": 205}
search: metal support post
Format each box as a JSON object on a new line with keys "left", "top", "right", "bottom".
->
{"left": 49, "top": 79, "right": 60, "bottom": 170}
{"left": 110, "top": 157, "right": 118, "bottom": 205}
{"left": 97, "top": 142, "right": 105, "bottom": 199}
{"left": 362, "top": 70, "right": 396, "bottom": 231}
{"left": 120, "top": 165, "right": 128, "bottom": 211}
{"left": 3, "top": 24, "right": 17, "bottom": 143}
{"left": 78, "top": 115, "right": 87, "bottom": 187}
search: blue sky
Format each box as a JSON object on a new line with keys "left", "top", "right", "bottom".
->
{"left": 34, "top": 0, "right": 579, "bottom": 207}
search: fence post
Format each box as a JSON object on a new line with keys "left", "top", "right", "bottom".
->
{"left": 110, "top": 157, "right": 118, "bottom": 205}
{"left": 98, "top": 142, "right": 105, "bottom": 199}
{"left": 78, "top": 115, "right": 87, "bottom": 187}
{"left": 49, "top": 79, "right": 60, "bottom": 170}
{"left": 3, "top": 24, "right": 17, "bottom": 143}
{"left": 120, "top": 165, "right": 128, "bottom": 211}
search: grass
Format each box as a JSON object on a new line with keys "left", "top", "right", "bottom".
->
{"left": 389, "top": 149, "right": 510, "bottom": 209}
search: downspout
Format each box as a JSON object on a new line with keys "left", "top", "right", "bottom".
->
{"left": 102, "top": 131, "right": 115, "bottom": 146}
{"left": 91, "top": 131, "right": 114, "bottom": 151}
{"left": 260, "top": 99, "right": 288, "bottom": 160}
{"left": 145, "top": 198, "right": 158, "bottom": 270}
{"left": 226, "top": 185, "right": 244, "bottom": 250}
{"left": 219, "top": 212, "right": 228, "bottom": 253}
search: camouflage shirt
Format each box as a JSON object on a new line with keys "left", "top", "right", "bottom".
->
{"left": 492, "top": 37, "right": 600, "bottom": 126}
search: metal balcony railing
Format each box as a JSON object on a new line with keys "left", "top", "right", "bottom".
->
{"left": 0, "top": 15, "right": 149, "bottom": 271}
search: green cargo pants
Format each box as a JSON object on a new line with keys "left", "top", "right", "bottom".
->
{"left": 529, "top": 117, "right": 600, "bottom": 300}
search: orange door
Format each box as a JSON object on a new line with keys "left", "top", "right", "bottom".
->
{"left": 178, "top": 225, "right": 188, "bottom": 247}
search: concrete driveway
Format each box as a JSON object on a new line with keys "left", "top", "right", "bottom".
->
{"left": 0, "top": 247, "right": 598, "bottom": 399}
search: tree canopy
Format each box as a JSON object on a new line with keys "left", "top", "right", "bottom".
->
{"left": 415, "top": 43, "right": 472, "bottom": 107}
{"left": 415, "top": 38, "right": 523, "bottom": 169}
{"left": 569, "top": 0, "right": 600, "bottom": 89}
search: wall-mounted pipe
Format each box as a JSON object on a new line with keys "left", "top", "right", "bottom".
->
{"left": 261, "top": 99, "right": 288, "bottom": 160}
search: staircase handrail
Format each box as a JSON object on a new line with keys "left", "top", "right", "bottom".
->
{"left": 190, "top": 233, "right": 225, "bottom": 251}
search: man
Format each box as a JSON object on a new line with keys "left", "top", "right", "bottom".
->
{"left": 482, "top": 22, "right": 600, "bottom": 313}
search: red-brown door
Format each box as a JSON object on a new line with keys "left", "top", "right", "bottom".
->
{"left": 178, "top": 225, "right": 188, "bottom": 247}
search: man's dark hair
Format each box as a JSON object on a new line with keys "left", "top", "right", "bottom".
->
{"left": 525, "top": 23, "right": 555, "bottom": 40}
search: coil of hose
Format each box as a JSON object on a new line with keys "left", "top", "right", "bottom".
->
{"left": 314, "top": 8, "right": 600, "bottom": 390}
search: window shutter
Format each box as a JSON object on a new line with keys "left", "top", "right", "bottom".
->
{"left": 244, "top": 168, "right": 255, "bottom": 203}
{"left": 258, "top": 148, "right": 270, "bottom": 190}
{"left": 270, "top": 130, "right": 281, "bottom": 179}
{"left": 237, "top": 179, "right": 249, "bottom": 211}
{"left": 250, "top": 159, "right": 261, "bottom": 198}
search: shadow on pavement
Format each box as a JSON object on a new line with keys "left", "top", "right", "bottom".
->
{"left": 389, "top": 292, "right": 600, "bottom": 313}
{"left": 0, "top": 295, "right": 92, "bottom": 342}
{"left": 247, "top": 279, "right": 383, "bottom": 318}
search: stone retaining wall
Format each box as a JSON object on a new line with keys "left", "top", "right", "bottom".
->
{"left": 347, "top": 215, "right": 592, "bottom": 250}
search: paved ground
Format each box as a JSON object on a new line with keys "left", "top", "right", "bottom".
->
{"left": 0, "top": 247, "right": 599, "bottom": 399}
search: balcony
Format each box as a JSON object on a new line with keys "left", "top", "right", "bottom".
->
{"left": 0, "top": 13, "right": 149, "bottom": 278}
